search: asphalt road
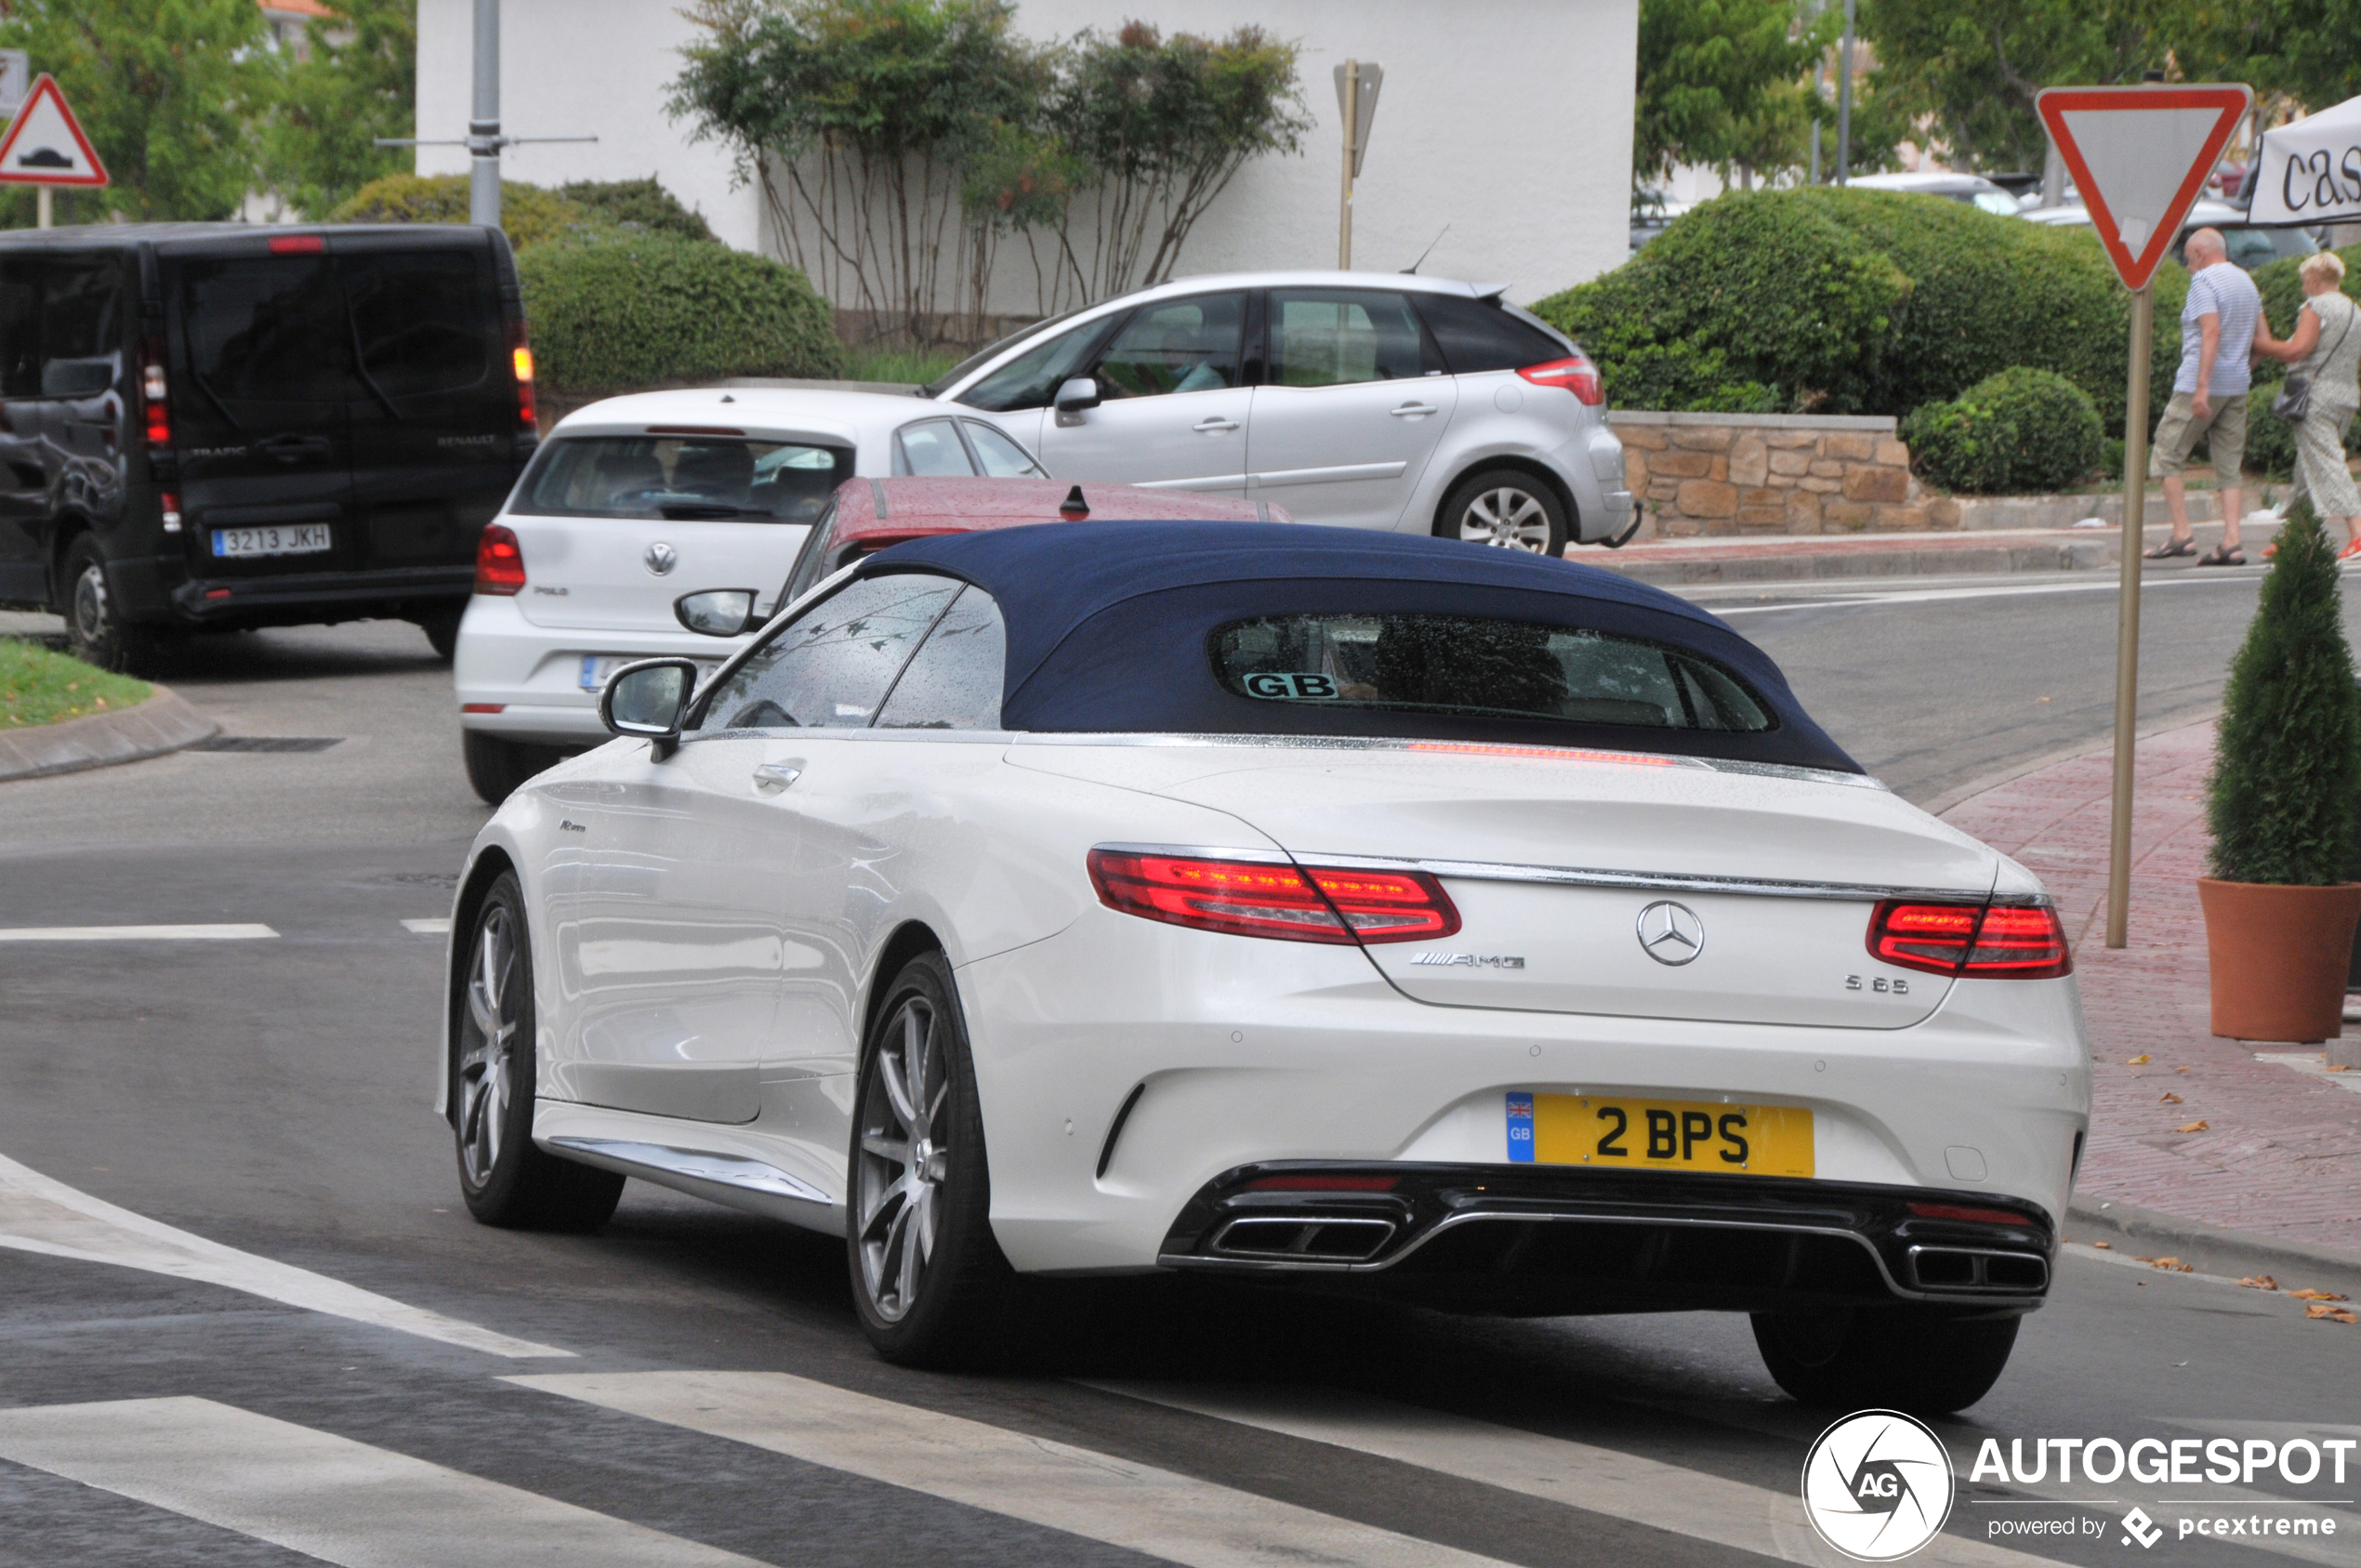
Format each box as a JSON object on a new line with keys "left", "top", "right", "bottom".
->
{"left": 2, "top": 579, "right": 2357, "bottom": 1568}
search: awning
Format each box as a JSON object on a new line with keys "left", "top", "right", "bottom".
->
{"left": 2245, "top": 94, "right": 2361, "bottom": 227}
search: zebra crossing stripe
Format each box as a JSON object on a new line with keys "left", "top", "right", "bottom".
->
{"left": 0, "top": 924, "right": 278, "bottom": 942}
{"left": 1088, "top": 1383, "right": 2068, "bottom": 1568}
{"left": 0, "top": 1397, "right": 766, "bottom": 1568}
{"left": 508, "top": 1369, "right": 1512, "bottom": 1568}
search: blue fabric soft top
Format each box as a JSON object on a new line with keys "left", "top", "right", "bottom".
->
{"left": 859, "top": 521, "right": 1859, "bottom": 772}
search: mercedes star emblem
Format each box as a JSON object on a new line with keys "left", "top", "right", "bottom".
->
{"left": 644, "top": 541, "right": 678, "bottom": 576}
{"left": 1635, "top": 900, "right": 1705, "bottom": 966}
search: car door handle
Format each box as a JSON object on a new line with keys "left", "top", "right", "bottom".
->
{"left": 1193, "top": 417, "right": 1240, "bottom": 433}
{"left": 1390, "top": 402, "right": 1440, "bottom": 417}
{"left": 752, "top": 762, "right": 802, "bottom": 793}
{"left": 255, "top": 433, "right": 334, "bottom": 463}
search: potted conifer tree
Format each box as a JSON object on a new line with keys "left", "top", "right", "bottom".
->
{"left": 2199, "top": 502, "right": 2361, "bottom": 1042}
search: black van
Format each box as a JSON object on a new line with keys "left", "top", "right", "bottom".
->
{"left": 0, "top": 224, "right": 535, "bottom": 670}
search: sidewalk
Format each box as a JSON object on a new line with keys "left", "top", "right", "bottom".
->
{"left": 1939, "top": 721, "right": 2361, "bottom": 1266}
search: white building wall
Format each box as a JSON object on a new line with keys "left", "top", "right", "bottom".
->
{"left": 415, "top": 0, "right": 1635, "bottom": 310}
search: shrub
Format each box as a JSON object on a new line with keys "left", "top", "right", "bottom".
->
{"left": 331, "top": 174, "right": 606, "bottom": 252}
{"left": 1901, "top": 367, "right": 2104, "bottom": 494}
{"left": 2207, "top": 500, "right": 2361, "bottom": 885}
{"left": 518, "top": 231, "right": 844, "bottom": 391}
{"left": 558, "top": 178, "right": 718, "bottom": 243}
{"left": 1532, "top": 191, "right": 1908, "bottom": 413}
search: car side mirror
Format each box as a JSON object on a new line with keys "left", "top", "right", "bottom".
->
{"left": 1053, "top": 376, "right": 1100, "bottom": 425}
{"left": 675, "top": 587, "right": 758, "bottom": 638}
{"left": 600, "top": 657, "right": 698, "bottom": 757}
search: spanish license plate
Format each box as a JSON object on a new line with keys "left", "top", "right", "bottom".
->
{"left": 1507, "top": 1091, "right": 1813, "bottom": 1177}
{"left": 579, "top": 655, "right": 718, "bottom": 692}
{"left": 212, "top": 523, "right": 331, "bottom": 559}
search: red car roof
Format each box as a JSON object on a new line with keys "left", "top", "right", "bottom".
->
{"left": 824, "top": 477, "right": 1286, "bottom": 557}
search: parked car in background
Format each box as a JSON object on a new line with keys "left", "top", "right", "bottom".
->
{"left": 1841, "top": 172, "right": 2027, "bottom": 217}
{"left": 2022, "top": 198, "right": 2320, "bottom": 272}
{"left": 927, "top": 271, "right": 1634, "bottom": 559}
{"left": 0, "top": 223, "right": 535, "bottom": 671}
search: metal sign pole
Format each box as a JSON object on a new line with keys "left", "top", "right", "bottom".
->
{"left": 34, "top": 187, "right": 49, "bottom": 229}
{"left": 1338, "top": 60, "right": 1358, "bottom": 270}
{"left": 2105, "top": 283, "right": 2155, "bottom": 949}
{"left": 469, "top": 0, "right": 501, "bottom": 229}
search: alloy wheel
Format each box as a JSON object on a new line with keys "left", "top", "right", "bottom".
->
{"left": 854, "top": 995, "right": 951, "bottom": 1324}
{"left": 1457, "top": 486, "right": 1553, "bottom": 551}
{"left": 457, "top": 903, "right": 520, "bottom": 1187}
{"left": 73, "top": 563, "right": 109, "bottom": 643}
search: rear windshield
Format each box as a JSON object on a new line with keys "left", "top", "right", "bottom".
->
{"left": 513, "top": 436, "right": 851, "bottom": 522}
{"left": 1212, "top": 613, "right": 1774, "bottom": 732}
{"left": 1410, "top": 294, "right": 1570, "bottom": 374}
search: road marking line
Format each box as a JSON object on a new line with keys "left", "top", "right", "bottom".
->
{"left": 508, "top": 1369, "right": 1511, "bottom": 1568}
{"left": 1708, "top": 574, "right": 2251, "bottom": 615}
{"left": 0, "top": 1397, "right": 763, "bottom": 1568}
{"left": 0, "top": 1152, "right": 570, "bottom": 1360}
{"left": 402, "top": 917, "right": 453, "bottom": 935}
{"left": 1088, "top": 1382, "right": 2067, "bottom": 1568}
{"left": 0, "top": 924, "right": 278, "bottom": 942}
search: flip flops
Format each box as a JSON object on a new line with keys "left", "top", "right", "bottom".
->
{"left": 2197, "top": 544, "right": 2246, "bottom": 566}
{"left": 2143, "top": 536, "right": 2197, "bottom": 559}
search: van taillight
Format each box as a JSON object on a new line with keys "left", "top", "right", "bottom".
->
{"left": 1087, "top": 850, "right": 1460, "bottom": 944}
{"left": 160, "top": 491, "right": 182, "bottom": 534}
{"left": 1867, "top": 901, "right": 2072, "bottom": 980}
{"left": 507, "top": 319, "right": 535, "bottom": 431}
{"left": 1519, "top": 354, "right": 1603, "bottom": 405}
{"left": 474, "top": 523, "right": 526, "bottom": 595}
{"left": 140, "top": 339, "right": 169, "bottom": 447}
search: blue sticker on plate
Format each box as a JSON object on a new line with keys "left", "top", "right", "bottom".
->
{"left": 1506, "top": 1091, "right": 1536, "bottom": 1163}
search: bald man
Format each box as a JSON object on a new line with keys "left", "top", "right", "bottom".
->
{"left": 2147, "top": 228, "right": 2262, "bottom": 565}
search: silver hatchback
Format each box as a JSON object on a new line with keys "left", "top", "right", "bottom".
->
{"left": 928, "top": 271, "right": 1634, "bottom": 556}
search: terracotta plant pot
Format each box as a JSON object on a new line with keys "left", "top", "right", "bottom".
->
{"left": 2196, "top": 879, "right": 2361, "bottom": 1042}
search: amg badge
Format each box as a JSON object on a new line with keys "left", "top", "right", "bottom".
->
{"left": 1411, "top": 953, "right": 1525, "bottom": 968}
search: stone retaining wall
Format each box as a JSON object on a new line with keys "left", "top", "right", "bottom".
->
{"left": 1608, "top": 411, "right": 1957, "bottom": 537}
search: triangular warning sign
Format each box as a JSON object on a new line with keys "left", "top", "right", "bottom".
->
{"left": 0, "top": 73, "right": 109, "bottom": 188}
{"left": 2038, "top": 85, "right": 2249, "bottom": 292}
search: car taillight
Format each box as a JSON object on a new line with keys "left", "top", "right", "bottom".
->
{"left": 140, "top": 338, "right": 169, "bottom": 447}
{"left": 1087, "top": 850, "right": 1459, "bottom": 945}
{"left": 474, "top": 523, "right": 526, "bottom": 595}
{"left": 160, "top": 490, "right": 181, "bottom": 534}
{"left": 507, "top": 318, "right": 535, "bottom": 431}
{"left": 1867, "top": 901, "right": 2072, "bottom": 980}
{"left": 1519, "top": 354, "right": 1603, "bottom": 405}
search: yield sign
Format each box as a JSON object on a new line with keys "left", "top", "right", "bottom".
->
{"left": 0, "top": 73, "right": 108, "bottom": 188}
{"left": 2037, "top": 85, "right": 2250, "bottom": 291}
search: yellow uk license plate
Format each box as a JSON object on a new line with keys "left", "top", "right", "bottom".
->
{"left": 1506, "top": 1092, "right": 1814, "bottom": 1177}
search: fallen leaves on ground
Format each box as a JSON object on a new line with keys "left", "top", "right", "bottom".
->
{"left": 2092, "top": 1241, "right": 2112, "bottom": 1249}
{"left": 2304, "top": 1304, "right": 2357, "bottom": 1324}
{"left": 2329, "top": 1064, "right": 2353, "bottom": 1074}
{"left": 2238, "top": 1275, "right": 2278, "bottom": 1290}
{"left": 2128, "top": 1054, "right": 2153, "bottom": 1065}
{"left": 2290, "top": 1288, "right": 2350, "bottom": 1302}
{"left": 2174, "top": 1120, "right": 2210, "bottom": 1133}
{"left": 2160, "top": 1092, "right": 2183, "bottom": 1103}
{"left": 2176, "top": 1066, "right": 2191, "bottom": 1074}
{"left": 2132, "top": 1256, "right": 2193, "bottom": 1272}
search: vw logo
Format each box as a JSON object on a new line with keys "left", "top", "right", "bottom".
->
{"left": 643, "top": 541, "right": 678, "bottom": 576}
{"left": 1635, "top": 900, "right": 1705, "bottom": 966}
{"left": 1800, "top": 1410, "right": 1954, "bottom": 1561}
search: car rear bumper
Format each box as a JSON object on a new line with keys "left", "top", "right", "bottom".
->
{"left": 1157, "top": 1161, "right": 2053, "bottom": 1315}
{"left": 455, "top": 594, "right": 739, "bottom": 746}
{"left": 167, "top": 564, "right": 473, "bottom": 621}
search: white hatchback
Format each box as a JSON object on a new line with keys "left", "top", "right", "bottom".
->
{"left": 452, "top": 388, "right": 1044, "bottom": 801}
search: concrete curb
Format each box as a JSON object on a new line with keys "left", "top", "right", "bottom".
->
{"left": 1588, "top": 517, "right": 2292, "bottom": 586}
{"left": 0, "top": 686, "right": 218, "bottom": 783}
{"left": 2067, "top": 1196, "right": 2361, "bottom": 1293}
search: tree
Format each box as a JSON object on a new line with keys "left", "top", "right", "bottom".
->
{"left": 0, "top": 0, "right": 275, "bottom": 223}
{"left": 1857, "top": 0, "right": 2201, "bottom": 174}
{"left": 261, "top": 0, "right": 416, "bottom": 220}
{"left": 1634, "top": 0, "right": 1832, "bottom": 190}
{"left": 2185, "top": 0, "right": 2361, "bottom": 116}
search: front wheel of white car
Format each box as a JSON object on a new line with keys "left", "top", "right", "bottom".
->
{"left": 848, "top": 951, "right": 1015, "bottom": 1366}
{"left": 1752, "top": 1306, "right": 2020, "bottom": 1416}
{"left": 1438, "top": 468, "right": 1568, "bottom": 557}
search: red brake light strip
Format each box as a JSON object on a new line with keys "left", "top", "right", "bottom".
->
{"left": 1868, "top": 900, "right": 2071, "bottom": 980}
{"left": 1088, "top": 850, "right": 1459, "bottom": 945}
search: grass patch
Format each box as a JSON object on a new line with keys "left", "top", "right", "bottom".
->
{"left": 0, "top": 639, "right": 151, "bottom": 729}
{"left": 842, "top": 346, "right": 960, "bottom": 387}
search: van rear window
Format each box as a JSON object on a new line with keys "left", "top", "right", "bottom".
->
{"left": 347, "top": 251, "right": 491, "bottom": 397}
{"left": 1213, "top": 613, "right": 1774, "bottom": 732}
{"left": 180, "top": 257, "right": 352, "bottom": 404}
{"left": 515, "top": 436, "right": 851, "bottom": 523}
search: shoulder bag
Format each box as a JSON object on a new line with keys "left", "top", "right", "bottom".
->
{"left": 2272, "top": 301, "right": 2355, "bottom": 424}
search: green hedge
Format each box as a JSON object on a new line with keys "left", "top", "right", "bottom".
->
{"left": 328, "top": 174, "right": 603, "bottom": 252}
{"left": 558, "top": 178, "right": 718, "bottom": 243}
{"left": 1532, "top": 189, "right": 2186, "bottom": 430}
{"left": 518, "top": 231, "right": 844, "bottom": 391}
{"left": 1902, "top": 368, "right": 2104, "bottom": 494}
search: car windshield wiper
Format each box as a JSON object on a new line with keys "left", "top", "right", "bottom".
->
{"left": 657, "top": 504, "right": 762, "bottom": 520}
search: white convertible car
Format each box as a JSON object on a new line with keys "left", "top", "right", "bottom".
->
{"left": 439, "top": 522, "right": 2089, "bottom": 1411}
